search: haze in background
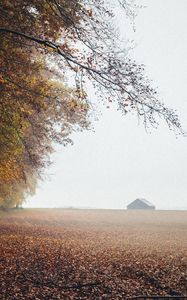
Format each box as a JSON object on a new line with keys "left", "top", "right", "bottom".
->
{"left": 26, "top": 0, "right": 187, "bottom": 210}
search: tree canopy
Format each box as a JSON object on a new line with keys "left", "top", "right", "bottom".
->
{"left": 0, "top": 0, "right": 183, "bottom": 208}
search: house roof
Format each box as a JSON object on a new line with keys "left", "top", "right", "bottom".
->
{"left": 128, "top": 198, "right": 155, "bottom": 207}
{"left": 137, "top": 198, "right": 154, "bottom": 206}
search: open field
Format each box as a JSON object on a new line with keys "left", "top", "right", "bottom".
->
{"left": 0, "top": 209, "right": 186, "bottom": 299}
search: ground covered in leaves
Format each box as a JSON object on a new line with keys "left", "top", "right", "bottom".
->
{"left": 0, "top": 209, "right": 186, "bottom": 299}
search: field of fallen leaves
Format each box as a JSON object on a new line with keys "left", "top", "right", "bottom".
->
{"left": 0, "top": 209, "right": 186, "bottom": 300}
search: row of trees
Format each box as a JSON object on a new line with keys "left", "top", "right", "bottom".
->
{"left": 0, "top": 0, "right": 183, "bottom": 208}
{"left": 0, "top": 0, "right": 90, "bottom": 207}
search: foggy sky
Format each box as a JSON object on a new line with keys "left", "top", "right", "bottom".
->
{"left": 26, "top": 0, "right": 187, "bottom": 210}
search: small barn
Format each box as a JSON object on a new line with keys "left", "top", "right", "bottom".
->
{"left": 127, "top": 198, "right": 155, "bottom": 210}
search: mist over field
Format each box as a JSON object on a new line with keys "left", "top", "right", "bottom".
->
{"left": 0, "top": 209, "right": 186, "bottom": 299}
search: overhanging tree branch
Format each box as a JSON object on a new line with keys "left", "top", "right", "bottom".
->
{"left": 0, "top": 0, "right": 184, "bottom": 136}
{"left": 0, "top": 27, "right": 183, "bottom": 134}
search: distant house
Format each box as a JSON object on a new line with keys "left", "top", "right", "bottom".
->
{"left": 127, "top": 198, "right": 155, "bottom": 210}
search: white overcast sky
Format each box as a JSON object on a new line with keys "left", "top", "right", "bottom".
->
{"left": 26, "top": 0, "right": 187, "bottom": 210}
